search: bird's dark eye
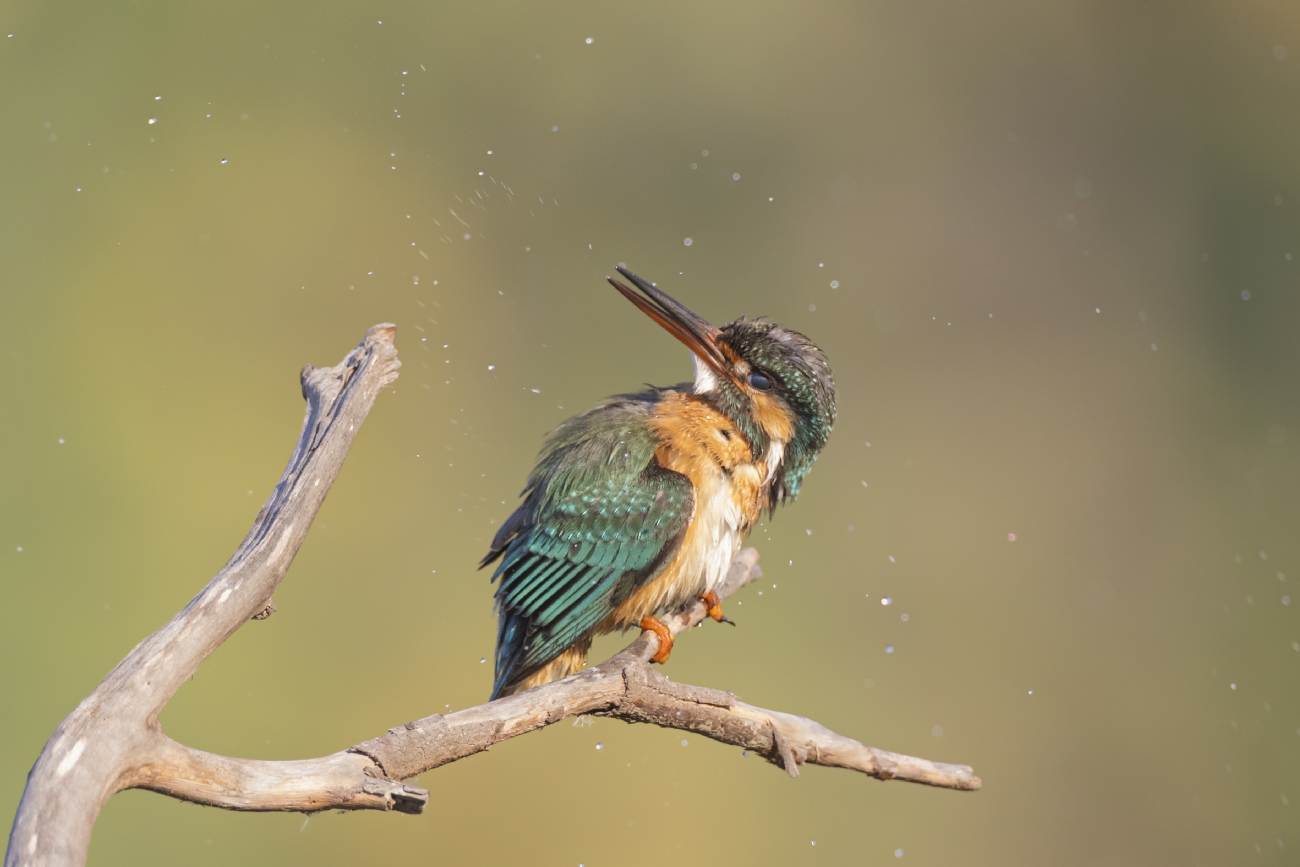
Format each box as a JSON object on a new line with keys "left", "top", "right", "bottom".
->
{"left": 748, "top": 372, "right": 773, "bottom": 392}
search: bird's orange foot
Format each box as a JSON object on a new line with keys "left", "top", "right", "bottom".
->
{"left": 640, "top": 616, "right": 674, "bottom": 664}
{"left": 699, "top": 590, "right": 736, "bottom": 626}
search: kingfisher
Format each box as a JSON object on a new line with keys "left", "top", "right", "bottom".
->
{"left": 482, "top": 266, "right": 836, "bottom": 699}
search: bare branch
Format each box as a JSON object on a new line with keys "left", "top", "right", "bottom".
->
{"left": 6, "top": 325, "right": 401, "bottom": 867}
{"left": 131, "top": 736, "right": 429, "bottom": 815}
{"left": 6, "top": 326, "right": 978, "bottom": 867}
{"left": 355, "top": 549, "right": 979, "bottom": 789}
{"left": 127, "top": 550, "right": 978, "bottom": 815}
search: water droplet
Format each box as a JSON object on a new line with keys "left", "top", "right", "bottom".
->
{"left": 220, "top": 158, "right": 227, "bottom": 164}
{"left": 58, "top": 438, "right": 65, "bottom": 444}
{"left": 900, "top": 613, "right": 909, "bottom": 622}
{"left": 147, "top": 118, "right": 156, "bottom": 125}
{"left": 595, "top": 742, "right": 603, "bottom": 749}
{"left": 480, "top": 658, "right": 486, "bottom": 664}
{"left": 881, "top": 597, "right": 891, "bottom": 606}
{"left": 16, "top": 546, "right": 22, "bottom": 552}
{"left": 1008, "top": 533, "right": 1016, "bottom": 541}
{"left": 742, "top": 750, "right": 749, "bottom": 757}
{"left": 885, "top": 645, "right": 894, "bottom": 654}
{"left": 585, "top": 37, "right": 593, "bottom": 44}
{"left": 552, "top": 125, "right": 559, "bottom": 132}
{"left": 895, "top": 848, "right": 904, "bottom": 858}
{"left": 732, "top": 172, "right": 740, "bottom": 180}
{"left": 1242, "top": 290, "right": 1251, "bottom": 300}
{"left": 681, "top": 739, "right": 688, "bottom": 746}
{"left": 683, "top": 237, "right": 693, "bottom": 246}
{"left": 488, "top": 365, "right": 495, "bottom": 370}
{"left": 931, "top": 725, "right": 943, "bottom": 737}
{"left": 830, "top": 280, "right": 839, "bottom": 288}
{"left": 1230, "top": 683, "right": 1237, "bottom": 690}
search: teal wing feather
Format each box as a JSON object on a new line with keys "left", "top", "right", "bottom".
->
{"left": 482, "top": 390, "right": 693, "bottom": 698}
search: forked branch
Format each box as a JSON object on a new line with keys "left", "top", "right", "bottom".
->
{"left": 5, "top": 325, "right": 977, "bottom": 867}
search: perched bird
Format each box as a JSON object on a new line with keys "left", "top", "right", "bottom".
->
{"left": 482, "top": 267, "right": 836, "bottom": 699}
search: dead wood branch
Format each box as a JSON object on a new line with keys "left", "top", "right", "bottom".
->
{"left": 6, "top": 325, "right": 402, "bottom": 866}
{"left": 5, "top": 325, "right": 978, "bottom": 867}
{"left": 347, "top": 549, "right": 980, "bottom": 791}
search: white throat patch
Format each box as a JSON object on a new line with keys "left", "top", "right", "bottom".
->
{"left": 692, "top": 353, "right": 719, "bottom": 394}
{"left": 764, "top": 439, "right": 786, "bottom": 483}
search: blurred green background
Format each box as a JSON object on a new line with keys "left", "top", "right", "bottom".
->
{"left": 2, "top": 1, "right": 1298, "bottom": 864}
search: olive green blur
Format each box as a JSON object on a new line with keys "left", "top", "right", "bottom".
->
{"left": 2, "top": 2, "right": 1298, "bottom": 864}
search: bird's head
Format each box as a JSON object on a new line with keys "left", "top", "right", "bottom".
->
{"left": 607, "top": 266, "right": 836, "bottom": 509}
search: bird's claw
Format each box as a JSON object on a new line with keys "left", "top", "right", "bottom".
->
{"left": 639, "top": 616, "right": 674, "bottom": 664}
{"left": 699, "top": 590, "right": 733, "bottom": 625}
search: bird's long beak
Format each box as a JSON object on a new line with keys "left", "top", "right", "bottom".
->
{"left": 607, "top": 266, "right": 735, "bottom": 383}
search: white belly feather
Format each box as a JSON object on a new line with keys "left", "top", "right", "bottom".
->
{"left": 691, "top": 462, "right": 764, "bottom": 594}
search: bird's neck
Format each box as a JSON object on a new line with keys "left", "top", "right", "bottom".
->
{"left": 689, "top": 354, "right": 772, "bottom": 464}
{"left": 650, "top": 392, "right": 787, "bottom": 497}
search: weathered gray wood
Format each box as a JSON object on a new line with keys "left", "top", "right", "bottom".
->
{"left": 5, "top": 327, "right": 979, "bottom": 867}
{"left": 132, "top": 551, "right": 978, "bottom": 812}
{"left": 5, "top": 325, "right": 401, "bottom": 867}
{"left": 355, "top": 547, "right": 980, "bottom": 789}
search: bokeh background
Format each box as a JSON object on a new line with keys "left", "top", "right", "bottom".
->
{"left": 3, "top": 1, "right": 1298, "bottom": 864}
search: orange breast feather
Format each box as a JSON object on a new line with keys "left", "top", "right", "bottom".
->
{"left": 605, "top": 393, "right": 765, "bottom": 629}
